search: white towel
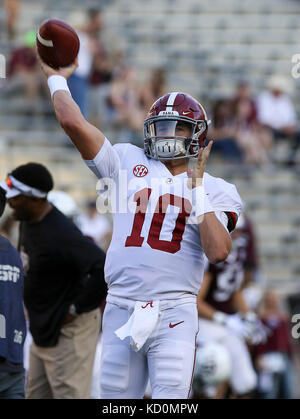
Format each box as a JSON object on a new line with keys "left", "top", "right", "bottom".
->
{"left": 115, "top": 301, "right": 160, "bottom": 352}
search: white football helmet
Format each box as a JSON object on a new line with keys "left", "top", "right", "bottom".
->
{"left": 194, "top": 342, "right": 231, "bottom": 387}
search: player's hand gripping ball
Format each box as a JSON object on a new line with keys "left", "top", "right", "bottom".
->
{"left": 36, "top": 19, "right": 80, "bottom": 69}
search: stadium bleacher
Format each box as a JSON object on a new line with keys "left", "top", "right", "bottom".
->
{"left": 1, "top": 0, "right": 300, "bottom": 296}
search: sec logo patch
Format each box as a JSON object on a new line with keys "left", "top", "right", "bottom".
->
{"left": 133, "top": 165, "right": 148, "bottom": 177}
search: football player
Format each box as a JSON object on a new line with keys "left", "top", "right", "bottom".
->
{"left": 197, "top": 216, "right": 267, "bottom": 398}
{"left": 39, "top": 57, "right": 243, "bottom": 399}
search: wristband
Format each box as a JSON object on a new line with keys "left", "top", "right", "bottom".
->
{"left": 192, "top": 186, "right": 214, "bottom": 217}
{"left": 47, "top": 75, "right": 70, "bottom": 98}
{"left": 212, "top": 311, "right": 227, "bottom": 325}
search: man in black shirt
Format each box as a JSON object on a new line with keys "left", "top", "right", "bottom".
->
{"left": 0, "top": 186, "right": 27, "bottom": 399}
{"left": 1, "top": 163, "right": 107, "bottom": 399}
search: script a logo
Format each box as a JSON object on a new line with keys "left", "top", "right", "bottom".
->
{"left": 133, "top": 165, "right": 148, "bottom": 178}
{"left": 141, "top": 302, "right": 153, "bottom": 309}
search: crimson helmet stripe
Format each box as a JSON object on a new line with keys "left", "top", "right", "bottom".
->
{"left": 166, "top": 92, "right": 180, "bottom": 108}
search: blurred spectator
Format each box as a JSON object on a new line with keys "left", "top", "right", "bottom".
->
{"left": 4, "top": 0, "right": 20, "bottom": 40}
{"left": 232, "top": 83, "right": 273, "bottom": 166}
{"left": 232, "top": 82, "right": 257, "bottom": 125}
{"left": 77, "top": 200, "right": 112, "bottom": 251}
{"left": 108, "top": 66, "right": 145, "bottom": 145}
{"left": 256, "top": 75, "right": 300, "bottom": 164}
{"left": 209, "top": 99, "right": 244, "bottom": 163}
{"left": 139, "top": 68, "right": 168, "bottom": 113}
{"left": 5, "top": 30, "right": 47, "bottom": 107}
{"left": 89, "top": 49, "right": 125, "bottom": 129}
{"left": 254, "top": 289, "right": 297, "bottom": 399}
{"left": 67, "top": 11, "right": 99, "bottom": 117}
{"left": 85, "top": 8, "right": 103, "bottom": 37}
{"left": 256, "top": 75, "right": 296, "bottom": 136}
{"left": 87, "top": 8, "right": 119, "bottom": 128}
{"left": 210, "top": 83, "right": 272, "bottom": 166}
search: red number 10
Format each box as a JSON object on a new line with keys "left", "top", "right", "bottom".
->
{"left": 125, "top": 188, "right": 192, "bottom": 254}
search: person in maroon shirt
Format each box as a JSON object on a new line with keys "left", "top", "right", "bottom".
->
{"left": 254, "top": 290, "right": 296, "bottom": 399}
{"left": 6, "top": 30, "right": 47, "bottom": 105}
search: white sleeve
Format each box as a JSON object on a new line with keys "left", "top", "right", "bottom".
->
{"left": 206, "top": 176, "right": 243, "bottom": 217}
{"left": 84, "top": 138, "right": 121, "bottom": 180}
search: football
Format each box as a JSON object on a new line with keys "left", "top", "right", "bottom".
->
{"left": 36, "top": 19, "right": 80, "bottom": 69}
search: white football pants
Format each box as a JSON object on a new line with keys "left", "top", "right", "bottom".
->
{"left": 99, "top": 296, "right": 198, "bottom": 399}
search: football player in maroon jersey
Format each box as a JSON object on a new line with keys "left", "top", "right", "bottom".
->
{"left": 197, "top": 216, "right": 268, "bottom": 398}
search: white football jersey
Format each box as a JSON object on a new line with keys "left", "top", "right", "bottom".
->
{"left": 85, "top": 139, "right": 243, "bottom": 301}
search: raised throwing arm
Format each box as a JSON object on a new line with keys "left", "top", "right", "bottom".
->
{"left": 38, "top": 56, "right": 105, "bottom": 159}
